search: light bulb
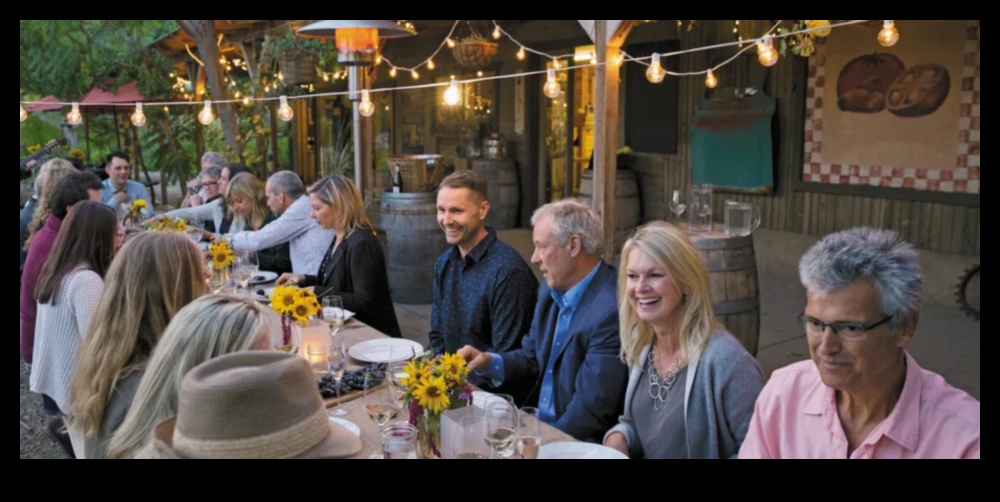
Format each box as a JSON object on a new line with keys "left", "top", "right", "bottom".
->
{"left": 427, "top": 59, "right": 435, "bottom": 71}
{"left": 517, "top": 47, "right": 526, "bottom": 61}
{"left": 243, "top": 97, "right": 250, "bottom": 106}
{"left": 492, "top": 26, "right": 502, "bottom": 40}
{"left": 705, "top": 69, "right": 718, "bottom": 89}
{"left": 613, "top": 54, "right": 624, "bottom": 67}
{"left": 757, "top": 36, "right": 779, "bottom": 67}
{"left": 130, "top": 103, "right": 146, "bottom": 127}
{"left": 591, "top": 56, "right": 598, "bottom": 66}
{"left": 20, "top": 105, "right": 27, "bottom": 123}
{"left": 66, "top": 102, "right": 83, "bottom": 126}
{"left": 553, "top": 59, "right": 561, "bottom": 70}
{"left": 389, "top": 67, "right": 397, "bottom": 78}
{"left": 878, "top": 20, "right": 900, "bottom": 47}
{"left": 358, "top": 89, "right": 375, "bottom": 117}
{"left": 219, "top": 56, "right": 226, "bottom": 65}
{"left": 198, "top": 101, "right": 215, "bottom": 125}
{"left": 446, "top": 37, "right": 456, "bottom": 48}
{"left": 277, "top": 96, "right": 294, "bottom": 122}
{"left": 444, "top": 78, "right": 461, "bottom": 106}
{"left": 323, "top": 73, "right": 330, "bottom": 82}
{"left": 477, "top": 70, "right": 484, "bottom": 77}
{"left": 646, "top": 53, "right": 666, "bottom": 84}
{"left": 411, "top": 69, "right": 420, "bottom": 80}
{"left": 543, "top": 68, "right": 562, "bottom": 99}
{"left": 277, "top": 71, "right": 284, "bottom": 82}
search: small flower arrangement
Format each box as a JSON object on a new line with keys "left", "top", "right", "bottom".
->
{"left": 402, "top": 353, "right": 475, "bottom": 458}
{"left": 151, "top": 215, "right": 188, "bottom": 232}
{"left": 124, "top": 199, "right": 148, "bottom": 220}
{"left": 270, "top": 284, "right": 320, "bottom": 345}
{"left": 69, "top": 148, "right": 85, "bottom": 160}
{"left": 207, "top": 240, "right": 235, "bottom": 269}
{"left": 26, "top": 144, "right": 41, "bottom": 154}
{"left": 777, "top": 20, "right": 832, "bottom": 58}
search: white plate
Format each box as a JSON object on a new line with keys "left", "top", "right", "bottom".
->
{"left": 538, "top": 442, "right": 629, "bottom": 460}
{"left": 348, "top": 339, "right": 423, "bottom": 364}
{"left": 252, "top": 287, "right": 274, "bottom": 303}
{"left": 249, "top": 271, "right": 279, "bottom": 285}
{"left": 322, "top": 307, "right": 356, "bottom": 323}
{"left": 328, "top": 417, "right": 361, "bottom": 438}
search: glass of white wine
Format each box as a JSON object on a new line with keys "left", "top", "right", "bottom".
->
{"left": 208, "top": 264, "right": 231, "bottom": 295}
{"left": 328, "top": 337, "right": 349, "bottom": 417}
{"left": 364, "top": 372, "right": 397, "bottom": 435}
{"left": 232, "top": 249, "right": 259, "bottom": 297}
{"left": 322, "top": 296, "right": 346, "bottom": 336}
{"left": 455, "top": 415, "right": 490, "bottom": 460}
{"left": 517, "top": 407, "right": 542, "bottom": 460}
{"left": 483, "top": 401, "right": 518, "bottom": 459}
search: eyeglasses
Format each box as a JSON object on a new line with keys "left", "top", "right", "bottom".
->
{"left": 797, "top": 313, "right": 893, "bottom": 341}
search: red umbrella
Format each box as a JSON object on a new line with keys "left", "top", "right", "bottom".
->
{"left": 80, "top": 80, "right": 145, "bottom": 114}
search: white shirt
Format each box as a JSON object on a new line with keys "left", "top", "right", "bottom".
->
{"left": 228, "top": 196, "right": 333, "bottom": 275}
{"left": 166, "top": 198, "right": 225, "bottom": 234}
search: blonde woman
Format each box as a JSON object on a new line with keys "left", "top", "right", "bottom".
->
{"left": 67, "top": 232, "right": 208, "bottom": 459}
{"left": 24, "top": 159, "right": 77, "bottom": 252}
{"left": 218, "top": 173, "right": 292, "bottom": 274}
{"left": 106, "top": 294, "right": 276, "bottom": 459}
{"left": 278, "top": 175, "right": 401, "bottom": 338}
{"left": 603, "top": 222, "right": 765, "bottom": 459}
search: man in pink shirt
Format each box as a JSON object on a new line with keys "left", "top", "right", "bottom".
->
{"left": 740, "top": 228, "right": 979, "bottom": 460}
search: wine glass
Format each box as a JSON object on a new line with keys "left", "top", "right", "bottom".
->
{"left": 186, "top": 220, "right": 205, "bottom": 244}
{"left": 208, "top": 264, "right": 231, "bottom": 295}
{"left": 386, "top": 348, "right": 410, "bottom": 416}
{"left": 483, "top": 401, "right": 518, "bottom": 459}
{"left": 455, "top": 415, "right": 490, "bottom": 460}
{"left": 328, "top": 337, "right": 349, "bottom": 417}
{"left": 232, "top": 249, "right": 259, "bottom": 296}
{"left": 517, "top": 407, "right": 543, "bottom": 460}
{"left": 669, "top": 190, "right": 687, "bottom": 222}
{"left": 364, "top": 372, "right": 397, "bottom": 435}
{"left": 322, "top": 296, "right": 346, "bottom": 336}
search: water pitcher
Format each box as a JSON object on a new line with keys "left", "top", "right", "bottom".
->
{"left": 724, "top": 201, "right": 762, "bottom": 237}
{"left": 687, "top": 184, "right": 714, "bottom": 234}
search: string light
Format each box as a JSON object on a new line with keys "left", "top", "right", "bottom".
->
{"left": 198, "top": 100, "right": 215, "bottom": 125}
{"left": 243, "top": 97, "right": 250, "bottom": 106}
{"left": 20, "top": 105, "right": 27, "bottom": 123}
{"left": 613, "top": 54, "right": 625, "bottom": 67}
{"left": 277, "top": 96, "right": 294, "bottom": 122}
{"left": 492, "top": 26, "right": 502, "bottom": 40}
{"left": 375, "top": 55, "right": 383, "bottom": 66}
{"left": 477, "top": 70, "right": 484, "bottom": 77}
{"left": 446, "top": 37, "right": 456, "bottom": 48}
{"left": 130, "top": 103, "right": 147, "bottom": 127}
{"left": 389, "top": 67, "right": 397, "bottom": 78}
{"left": 66, "top": 102, "right": 83, "bottom": 126}
{"left": 646, "top": 53, "right": 667, "bottom": 83}
{"left": 517, "top": 47, "right": 526, "bottom": 61}
{"left": 444, "top": 77, "right": 461, "bottom": 106}
{"left": 705, "top": 69, "right": 718, "bottom": 89}
{"left": 411, "top": 69, "right": 420, "bottom": 80}
{"left": 427, "top": 59, "right": 435, "bottom": 71}
{"left": 543, "top": 68, "right": 561, "bottom": 99}
{"left": 878, "top": 20, "right": 900, "bottom": 47}
{"left": 358, "top": 89, "right": 375, "bottom": 117}
{"left": 323, "top": 73, "right": 331, "bottom": 82}
{"left": 757, "top": 35, "right": 779, "bottom": 67}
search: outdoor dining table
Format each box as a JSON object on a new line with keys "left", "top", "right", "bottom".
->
{"left": 320, "top": 318, "right": 577, "bottom": 459}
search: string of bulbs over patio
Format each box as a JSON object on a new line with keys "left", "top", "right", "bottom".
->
{"left": 20, "top": 20, "right": 899, "bottom": 126}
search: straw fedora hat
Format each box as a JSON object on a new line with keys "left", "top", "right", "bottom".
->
{"left": 152, "top": 351, "right": 362, "bottom": 459}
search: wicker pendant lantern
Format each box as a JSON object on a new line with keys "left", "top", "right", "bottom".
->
{"left": 298, "top": 20, "right": 417, "bottom": 66}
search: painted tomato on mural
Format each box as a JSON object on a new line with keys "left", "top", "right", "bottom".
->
{"left": 836, "top": 52, "right": 906, "bottom": 114}
{"left": 885, "top": 64, "right": 951, "bottom": 118}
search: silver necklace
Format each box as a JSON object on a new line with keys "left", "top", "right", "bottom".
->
{"left": 647, "top": 350, "right": 681, "bottom": 412}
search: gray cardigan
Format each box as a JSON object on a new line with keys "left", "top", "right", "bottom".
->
{"left": 605, "top": 331, "right": 765, "bottom": 459}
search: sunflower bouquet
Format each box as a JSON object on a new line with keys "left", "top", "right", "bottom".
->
{"left": 402, "top": 354, "right": 475, "bottom": 458}
{"left": 150, "top": 215, "right": 188, "bottom": 232}
{"left": 207, "top": 240, "right": 235, "bottom": 269}
{"left": 269, "top": 284, "right": 320, "bottom": 345}
{"left": 123, "top": 199, "right": 148, "bottom": 229}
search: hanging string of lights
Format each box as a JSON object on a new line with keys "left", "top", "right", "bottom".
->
{"left": 21, "top": 20, "right": 888, "bottom": 125}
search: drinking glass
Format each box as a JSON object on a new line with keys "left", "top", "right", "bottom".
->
{"left": 208, "top": 264, "right": 231, "bottom": 295}
{"left": 517, "top": 407, "right": 543, "bottom": 460}
{"left": 687, "top": 184, "right": 714, "bottom": 234}
{"left": 386, "top": 348, "right": 410, "bottom": 415}
{"left": 364, "top": 372, "right": 397, "bottom": 434}
{"left": 724, "top": 201, "right": 762, "bottom": 237}
{"left": 307, "top": 345, "right": 332, "bottom": 377}
{"left": 381, "top": 422, "right": 418, "bottom": 460}
{"left": 322, "top": 296, "right": 346, "bottom": 336}
{"left": 483, "top": 401, "right": 518, "bottom": 459}
{"left": 669, "top": 190, "right": 687, "bottom": 222}
{"left": 232, "top": 249, "right": 259, "bottom": 296}
{"left": 454, "top": 415, "right": 490, "bottom": 460}
{"left": 328, "top": 337, "right": 349, "bottom": 417}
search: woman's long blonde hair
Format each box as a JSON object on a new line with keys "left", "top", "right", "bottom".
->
{"left": 68, "top": 232, "right": 207, "bottom": 442}
{"left": 25, "top": 159, "right": 77, "bottom": 250}
{"left": 308, "top": 174, "right": 372, "bottom": 237}
{"left": 106, "top": 294, "right": 273, "bottom": 459}
{"left": 618, "top": 222, "right": 717, "bottom": 368}
{"left": 224, "top": 172, "right": 266, "bottom": 232}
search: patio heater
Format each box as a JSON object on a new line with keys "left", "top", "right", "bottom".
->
{"left": 298, "top": 21, "right": 417, "bottom": 189}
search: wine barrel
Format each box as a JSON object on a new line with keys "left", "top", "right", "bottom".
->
{"left": 688, "top": 226, "right": 760, "bottom": 356}
{"left": 578, "top": 169, "right": 642, "bottom": 246}
{"left": 471, "top": 158, "right": 520, "bottom": 230}
{"left": 380, "top": 192, "right": 450, "bottom": 305}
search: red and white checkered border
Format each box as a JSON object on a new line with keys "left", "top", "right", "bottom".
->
{"left": 802, "top": 20, "right": 980, "bottom": 194}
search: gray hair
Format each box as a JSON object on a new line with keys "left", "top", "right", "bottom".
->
{"left": 201, "top": 152, "right": 227, "bottom": 169}
{"left": 531, "top": 199, "right": 604, "bottom": 256}
{"left": 268, "top": 171, "right": 305, "bottom": 199}
{"left": 799, "top": 227, "right": 922, "bottom": 328}
{"left": 201, "top": 167, "right": 222, "bottom": 180}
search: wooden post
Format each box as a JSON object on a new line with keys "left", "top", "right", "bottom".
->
{"left": 593, "top": 20, "right": 638, "bottom": 261}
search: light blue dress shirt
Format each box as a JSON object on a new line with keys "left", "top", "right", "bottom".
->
{"left": 100, "top": 179, "right": 153, "bottom": 217}
{"left": 480, "top": 263, "right": 602, "bottom": 424}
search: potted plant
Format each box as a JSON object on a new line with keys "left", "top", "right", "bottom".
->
{"left": 451, "top": 31, "right": 498, "bottom": 69}
{"left": 261, "top": 32, "right": 336, "bottom": 85}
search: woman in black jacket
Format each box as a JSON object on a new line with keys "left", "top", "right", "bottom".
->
{"left": 277, "top": 175, "right": 401, "bottom": 338}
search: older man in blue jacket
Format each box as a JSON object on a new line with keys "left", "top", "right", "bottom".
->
{"left": 459, "top": 200, "right": 628, "bottom": 443}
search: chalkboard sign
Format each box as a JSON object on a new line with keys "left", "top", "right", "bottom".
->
{"left": 624, "top": 40, "right": 680, "bottom": 154}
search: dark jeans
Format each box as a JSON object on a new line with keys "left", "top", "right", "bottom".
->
{"left": 42, "top": 394, "right": 61, "bottom": 417}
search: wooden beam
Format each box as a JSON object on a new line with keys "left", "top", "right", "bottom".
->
{"left": 593, "top": 20, "right": 638, "bottom": 260}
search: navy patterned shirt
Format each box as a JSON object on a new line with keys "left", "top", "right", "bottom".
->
{"left": 429, "top": 228, "right": 538, "bottom": 357}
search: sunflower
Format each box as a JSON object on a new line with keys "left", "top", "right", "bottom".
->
{"left": 132, "top": 199, "right": 148, "bottom": 210}
{"left": 290, "top": 298, "right": 319, "bottom": 323}
{"left": 69, "top": 148, "right": 85, "bottom": 159}
{"left": 270, "top": 285, "right": 300, "bottom": 315}
{"left": 172, "top": 218, "right": 188, "bottom": 232}
{"left": 439, "top": 353, "right": 468, "bottom": 383}
{"left": 209, "top": 241, "right": 235, "bottom": 269}
{"left": 413, "top": 376, "right": 451, "bottom": 414}
{"left": 295, "top": 288, "right": 317, "bottom": 304}
{"left": 403, "top": 360, "right": 432, "bottom": 389}
{"left": 27, "top": 144, "right": 41, "bottom": 154}
{"left": 806, "top": 20, "right": 832, "bottom": 38}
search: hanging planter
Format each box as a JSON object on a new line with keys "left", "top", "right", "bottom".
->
{"left": 278, "top": 49, "right": 318, "bottom": 85}
{"left": 452, "top": 36, "right": 499, "bottom": 69}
